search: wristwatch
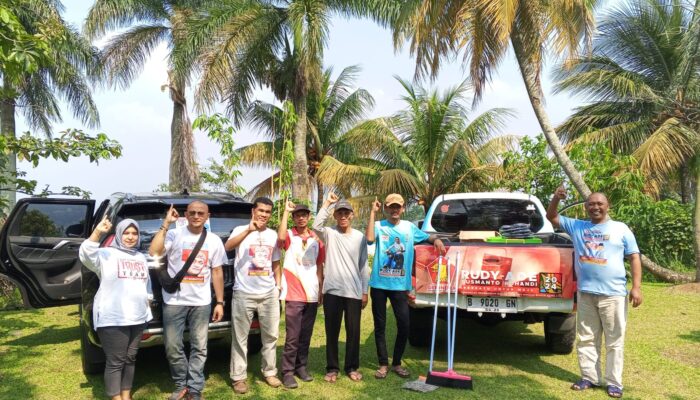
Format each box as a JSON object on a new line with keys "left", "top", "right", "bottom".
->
{"left": 215, "top": 301, "right": 225, "bottom": 307}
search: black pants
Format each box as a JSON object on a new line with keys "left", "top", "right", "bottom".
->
{"left": 282, "top": 301, "right": 318, "bottom": 376}
{"left": 323, "top": 293, "right": 362, "bottom": 374}
{"left": 371, "top": 287, "right": 410, "bottom": 367}
{"left": 96, "top": 324, "right": 146, "bottom": 397}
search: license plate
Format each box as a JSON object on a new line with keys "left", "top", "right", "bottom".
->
{"left": 466, "top": 297, "right": 518, "bottom": 313}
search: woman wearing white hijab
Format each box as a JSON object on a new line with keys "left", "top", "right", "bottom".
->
{"left": 79, "top": 216, "right": 152, "bottom": 400}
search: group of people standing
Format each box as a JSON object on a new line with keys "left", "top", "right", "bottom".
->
{"left": 79, "top": 192, "right": 444, "bottom": 400}
{"left": 78, "top": 187, "right": 643, "bottom": 400}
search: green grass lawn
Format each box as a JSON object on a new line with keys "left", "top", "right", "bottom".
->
{"left": 1, "top": 283, "right": 698, "bottom": 399}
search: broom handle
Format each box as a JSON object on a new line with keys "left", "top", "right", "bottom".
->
{"left": 428, "top": 255, "right": 443, "bottom": 372}
{"left": 449, "top": 251, "right": 460, "bottom": 370}
{"left": 446, "top": 256, "right": 452, "bottom": 369}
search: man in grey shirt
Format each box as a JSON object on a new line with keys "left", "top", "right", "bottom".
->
{"left": 312, "top": 192, "right": 369, "bottom": 383}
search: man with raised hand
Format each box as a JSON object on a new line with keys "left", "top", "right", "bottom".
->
{"left": 225, "top": 197, "right": 282, "bottom": 394}
{"left": 367, "top": 193, "right": 445, "bottom": 379}
{"left": 547, "top": 186, "right": 642, "bottom": 399}
{"left": 312, "top": 192, "right": 368, "bottom": 383}
{"left": 277, "top": 200, "right": 325, "bottom": 389}
{"left": 150, "top": 202, "right": 227, "bottom": 400}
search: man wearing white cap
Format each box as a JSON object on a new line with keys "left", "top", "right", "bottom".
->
{"left": 367, "top": 193, "right": 445, "bottom": 379}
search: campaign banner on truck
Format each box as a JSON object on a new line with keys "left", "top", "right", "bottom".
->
{"left": 414, "top": 244, "right": 575, "bottom": 298}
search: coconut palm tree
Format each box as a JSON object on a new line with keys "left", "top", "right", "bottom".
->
{"left": 554, "top": 0, "right": 700, "bottom": 282}
{"left": 176, "top": 0, "right": 368, "bottom": 201}
{"left": 360, "top": 0, "right": 692, "bottom": 282}
{"left": 357, "top": 0, "right": 599, "bottom": 198}
{"left": 0, "top": 0, "right": 100, "bottom": 206}
{"left": 316, "top": 77, "right": 516, "bottom": 211}
{"left": 84, "top": 0, "right": 201, "bottom": 191}
{"left": 237, "top": 65, "right": 374, "bottom": 210}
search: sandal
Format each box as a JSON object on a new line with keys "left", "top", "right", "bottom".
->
{"left": 347, "top": 370, "right": 363, "bottom": 381}
{"left": 391, "top": 365, "right": 410, "bottom": 378}
{"left": 571, "top": 378, "right": 597, "bottom": 391}
{"left": 323, "top": 371, "right": 337, "bottom": 383}
{"left": 607, "top": 385, "right": 623, "bottom": 398}
{"left": 374, "top": 366, "right": 388, "bottom": 379}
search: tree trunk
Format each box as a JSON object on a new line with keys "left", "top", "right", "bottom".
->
{"left": 695, "top": 165, "right": 700, "bottom": 282}
{"left": 510, "top": 38, "right": 591, "bottom": 198}
{"left": 510, "top": 36, "right": 691, "bottom": 283}
{"left": 0, "top": 77, "right": 17, "bottom": 210}
{"left": 167, "top": 71, "right": 199, "bottom": 192}
{"left": 292, "top": 98, "right": 310, "bottom": 201}
{"left": 679, "top": 163, "right": 692, "bottom": 203}
{"left": 640, "top": 254, "right": 693, "bottom": 283}
{"left": 316, "top": 180, "right": 323, "bottom": 212}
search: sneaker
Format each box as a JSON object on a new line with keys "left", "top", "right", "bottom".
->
{"left": 295, "top": 368, "right": 313, "bottom": 382}
{"left": 283, "top": 374, "right": 298, "bottom": 389}
{"left": 264, "top": 375, "right": 283, "bottom": 388}
{"left": 232, "top": 380, "right": 248, "bottom": 395}
{"left": 168, "top": 388, "right": 188, "bottom": 400}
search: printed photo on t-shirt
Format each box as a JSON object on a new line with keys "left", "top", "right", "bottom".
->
{"left": 248, "top": 244, "right": 273, "bottom": 276}
{"left": 181, "top": 246, "right": 209, "bottom": 283}
{"left": 380, "top": 236, "right": 407, "bottom": 277}
{"left": 580, "top": 228, "right": 608, "bottom": 266}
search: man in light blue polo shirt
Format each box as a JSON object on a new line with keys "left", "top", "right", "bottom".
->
{"left": 366, "top": 193, "right": 445, "bottom": 379}
{"left": 547, "top": 187, "right": 643, "bottom": 399}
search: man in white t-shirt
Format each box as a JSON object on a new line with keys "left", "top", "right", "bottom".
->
{"left": 225, "top": 197, "right": 282, "bottom": 394}
{"left": 149, "top": 201, "right": 227, "bottom": 400}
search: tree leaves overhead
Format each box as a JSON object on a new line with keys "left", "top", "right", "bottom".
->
{"left": 554, "top": 0, "right": 700, "bottom": 193}
{"left": 317, "top": 76, "right": 515, "bottom": 210}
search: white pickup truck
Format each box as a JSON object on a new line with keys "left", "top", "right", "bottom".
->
{"left": 410, "top": 192, "right": 577, "bottom": 354}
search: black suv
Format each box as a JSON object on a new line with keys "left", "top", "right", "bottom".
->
{"left": 0, "top": 192, "right": 262, "bottom": 374}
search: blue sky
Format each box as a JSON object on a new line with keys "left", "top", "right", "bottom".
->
{"left": 16, "top": 1, "right": 620, "bottom": 202}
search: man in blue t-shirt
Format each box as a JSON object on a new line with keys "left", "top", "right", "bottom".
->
{"left": 366, "top": 193, "right": 445, "bottom": 379}
{"left": 547, "top": 186, "right": 642, "bottom": 399}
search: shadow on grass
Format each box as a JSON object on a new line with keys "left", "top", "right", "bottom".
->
{"left": 0, "top": 311, "right": 42, "bottom": 337}
{"left": 679, "top": 330, "right": 700, "bottom": 343}
{"left": 0, "top": 349, "right": 39, "bottom": 399}
{"left": 363, "top": 312, "right": 579, "bottom": 395}
{"left": 4, "top": 325, "right": 79, "bottom": 346}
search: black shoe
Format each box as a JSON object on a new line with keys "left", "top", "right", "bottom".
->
{"left": 283, "top": 374, "right": 298, "bottom": 389}
{"left": 295, "top": 368, "right": 313, "bottom": 382}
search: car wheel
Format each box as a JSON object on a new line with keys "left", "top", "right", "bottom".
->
{"left": 79, "top": 306, "right": 105, "bottom": 375}
{"left": 408, "top": 307, "right": 432, "bottom": 347}
{"left": 248, "top": 333, "right": 262, "bottom": 355}
{"left": 544, "top": 315, "right": 576, "bottom": 354}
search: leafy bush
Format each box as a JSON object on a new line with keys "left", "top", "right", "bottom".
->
{"left": 615, "top": 199, "right": 695, "bottom": 275}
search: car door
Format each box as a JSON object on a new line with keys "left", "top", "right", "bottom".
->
{"left": 0, "top": 198, "right": 95, "bottom": 308}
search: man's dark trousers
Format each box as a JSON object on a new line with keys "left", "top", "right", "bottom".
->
{"left": 323, "top": 293, "right": 362, "bottom": 373}
{"left": 282, "top": 301, "right": 318, "bottom": 376}
{"left": 371, "top": 287, "right": 410, "bottom": 367}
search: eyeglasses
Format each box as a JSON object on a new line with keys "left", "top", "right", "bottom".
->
{"left": 187, "top": 211, "right": 207, "bottom": 217}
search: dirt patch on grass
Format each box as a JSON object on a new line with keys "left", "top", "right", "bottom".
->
{"left": 663, "top": 343, "right": 700, "bottom": 368}
{"left": 666, "top": 282, "right": 700, "bottom": 295}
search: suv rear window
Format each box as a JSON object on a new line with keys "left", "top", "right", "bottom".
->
{"left": 13, "top": 203, "right": 89, "bottom": 237}
{"left": 430, "top": 198, "right": 544, "bottom": 233}
{"left": 115, "top": 203, "right": 251, "bottom": 236}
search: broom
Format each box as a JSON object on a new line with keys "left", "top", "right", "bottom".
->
{"left": 426, "top": 252, "right": 473, "bottom": 390}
